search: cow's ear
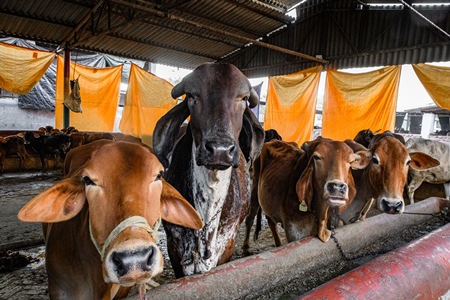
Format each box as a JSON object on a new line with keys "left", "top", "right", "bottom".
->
{"left": 242, "top": 106, "right": 265, "bottom": 161}
{"left": 160, "top": 179, "right": 203, "bottom": 230}
{"left": 296, "top": 163, "right": 314, "bottom": 211}
{"left": 153, "top": 100, "right": 190, "bottom": 168}
{"left": 18, "top": 178, "right": 86, "bottom": 223}
{"left": 409, "top": 152, "right": 440, "bottom": 170}
{"left": 351, "top": 151, "right": 370, "bottom": 169}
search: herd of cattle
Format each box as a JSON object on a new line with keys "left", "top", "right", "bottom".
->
{"left": 2, "top": 63, "right": 449, "bottom": 299}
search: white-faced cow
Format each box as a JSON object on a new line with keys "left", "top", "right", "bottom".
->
{"left": 405, "top": 137, "right": 449, "bottom": 203}
{"left": 18, "top": 140, "right": 203, "bottom": 299}
{"left": 339, "top": 136, "right": 440, "bottom": 224}
{"left": 242, "top": 138, "right": 368, "bottom": 253}
{"left": 153, "top": 63, "right": 265, "bottom": 278}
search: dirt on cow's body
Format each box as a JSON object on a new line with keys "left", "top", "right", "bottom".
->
{"left": 0, "top": 171, "right": 448, "bottom": 300}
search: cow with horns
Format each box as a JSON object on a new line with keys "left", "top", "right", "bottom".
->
{"left": 153, "top": 63, "right": 265, "bottom": 277}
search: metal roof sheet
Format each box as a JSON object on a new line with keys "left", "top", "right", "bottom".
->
{"left": 1, "top": 0, "right": 449, "bottom": 77}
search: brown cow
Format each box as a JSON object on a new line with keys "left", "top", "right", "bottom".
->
{"left": 153, "top": 63, "right": 265, "bottom": 278}
{"left": 0, "top": 135, "right": 28, "bottom": 174}
{"left": 84, "top": 132, "right": 116, "bottom": 144}
{"left": 242, "top": 138, "right": 369, "bottom": 253}
{"left": 353, "top": 128, "right": 405, "bottom": 148}
{"left": 339, "top": 137, "right": 440, "bottom": 224}
{"left": 18, "top": 140, "right": 203, "bottom": 299}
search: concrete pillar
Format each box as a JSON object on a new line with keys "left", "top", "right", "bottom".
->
{"left": 421, "top": 113, "right": 435, "bottom": 138}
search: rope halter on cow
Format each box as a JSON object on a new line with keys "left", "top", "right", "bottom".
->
{"left": 89, "top": 215, "right": 161, "bottom": 261}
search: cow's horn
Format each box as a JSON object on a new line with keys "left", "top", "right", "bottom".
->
{"left": 248, "top": 88, "right": 259, "bottom": 108}
{"left": 171, "top": 80, "right": 186, "bottom": 99}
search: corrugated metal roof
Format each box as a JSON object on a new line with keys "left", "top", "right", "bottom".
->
{"left": 1, "top": 0, "right": 449, "bottom": 77}
{"left": 0, "top": 0, "right": 294, "bottom": 70}
{"left": 221, "top": 0, "right": 450, "bottom": 77}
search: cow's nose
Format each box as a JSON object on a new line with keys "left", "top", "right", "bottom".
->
{"left": 110, "top": 245, "right": 157, "bottom": 277}
{"left": 200, "top": 140, "right": 237, "bottom": 169}
{"left": 326, "top": 181, "right": 348, "bottom": 195}
{"left": 205, "top": 142, "right": 235, "bottom": 159}
{"left": 380, "top": 198, "right": 404, "bottom": 214}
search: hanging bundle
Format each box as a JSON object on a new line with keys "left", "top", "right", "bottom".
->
{"left": 63, "top": 76, "right": 82, "bottom": 113}
{"left": 63, "top": 50, "right": 82, "bottom": 113}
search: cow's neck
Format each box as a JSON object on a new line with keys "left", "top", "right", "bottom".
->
{"left": 188, "top": 142, "right": 233, "bottom": 273}
{"left": 190, "top": 143, "right": 232, "bottom": 227}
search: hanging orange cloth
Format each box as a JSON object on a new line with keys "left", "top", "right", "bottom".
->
{"left": 264, "top": 65, "right": 323, "bottom": 144}
{"left": 55, "top": 55, "right": 122, "bottom": 131}
{"left": 412, "top": 63, "right": 450, "bottom": 109}
{"left": 0, "top": 42, "right": 55, "bottom": 94}
{"left": 119, "top": 63, "right": 177, "bottom": 147}
{"left": 322, "top": 66, "right": 401, "bottom": 141}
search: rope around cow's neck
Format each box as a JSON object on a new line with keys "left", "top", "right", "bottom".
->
{"left": 89, "top": 215, "right": 161, "bottom": 261}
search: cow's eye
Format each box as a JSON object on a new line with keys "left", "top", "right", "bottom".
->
{"left": 242, "top": 96, "right": 249, "bottom": 102}
{"left": 313, "top": 155, "right": 321, "bottom": 161}
{"left": 372, "top": 156, "right": 379, "bottom": 165}
{"left": 187, "top": 94, "right": 198, "bottom": 106}
{"left": 406, "top": 159, "right": 411, "bottom": 166}
{"left": 83, "top": 176, "right": 96, "bottom": 186}
{"left": 155, "top": 171, "right": 163, "bottom": 181}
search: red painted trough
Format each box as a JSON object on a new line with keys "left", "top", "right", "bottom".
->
{"left": 126, "top": 197, "right": 450, "bottom": 300}
{"left": 300, "top": 221, "right": 450, "bottom": 299}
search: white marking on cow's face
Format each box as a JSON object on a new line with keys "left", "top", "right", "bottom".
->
{"left": 180, "top": 143, "right": 233, "bottom": 275}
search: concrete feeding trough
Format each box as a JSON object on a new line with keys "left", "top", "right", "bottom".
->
{"left": 133, "top": 197, "right": 450, "bottom": 300}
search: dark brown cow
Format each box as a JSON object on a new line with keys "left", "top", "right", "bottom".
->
{"left": 339, "top": 137, "right": 440, "bottom": 224}
{"left": 18, "top": 140, "right": 203, "bottom": 299}
{"left": 242, "top": 138, "right": 368, "bottom": 253}
{"left": 0, "top": 135, "right": 28, "bottom": 174}
{"left": 153, "top": 63, "right": 265, "bottom": 278}
{"left": 353, "top": 128, "right": 405, "bottom": 148}
{"left": 83, "top": 132, "right": 116, "bottom": 144}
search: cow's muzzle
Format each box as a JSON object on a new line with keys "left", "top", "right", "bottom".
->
{"left": 379, "top": 197, "right": 404, "bottom": 214}
{"left": 325, "top": 181, "right": 348, "bottom": 207}
{"left": 197, "top": 138, "right": 239, "bottom": 170}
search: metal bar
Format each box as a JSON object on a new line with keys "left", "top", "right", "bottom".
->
{"left": 63, "top": 49, "right": 71, "bottom": 129}
{"left": 109, "top": 0, "right": 328, "bottom": 64}
{"left": 59, "top": 0, "right": 104, "bottom": 48}
{"left": 398, "top": 0, "right": 450, "bottom": 40}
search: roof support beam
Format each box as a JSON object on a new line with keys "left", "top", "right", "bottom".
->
{"left": 58, "top": 0, "right": 105, "bottom": 49}
{"left": 397, "top": 0, "right": 450, "bottom": 40}
{"left": 109, "top": 0, "right": 328, "bottom": 64}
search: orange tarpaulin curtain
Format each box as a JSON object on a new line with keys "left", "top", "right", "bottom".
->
{"left": 119, "top": 63, "right": 177, "bottom": 147}
{"left": 264, "top": 65, "right": 323, "bottom": 144}
{"left": 0, "top": 42, "right": 55, "bottom": 94}
{"left": 412, "top": 63, "right": 450, "bottom": 109}
{"left": 55, "top": 55, "right": 122, "bottom": 131}
{"left": 322, "top": 66, "right": 401, "bottom": 141}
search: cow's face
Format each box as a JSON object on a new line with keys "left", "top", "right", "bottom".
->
{"left": 368, "top": 137, "right": 440, "bottom": 214}
{"left": 366, "top": 137, "right": 409, "bottom": 214}
{"left": 296, "top": 138, "right": 369, "bottom": 242}
{"left": 181, "top": 64, "right": 250, "bottom": 169}
{"left": 153, "top": 63, "right": 264, "bottom": 170}
{"left": 82, "top": 143, "right": 165, "bottom": 285}
{"left": 18, "top": 141, "right": 203, "bottom": 290}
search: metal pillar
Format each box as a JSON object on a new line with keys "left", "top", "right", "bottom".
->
{"left": 63, "top": 48, "right": 71, "bottom": 129}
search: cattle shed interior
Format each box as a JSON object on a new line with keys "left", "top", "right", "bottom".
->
{"left": 1, "top": 0, "right": 450, "bottom": 78}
